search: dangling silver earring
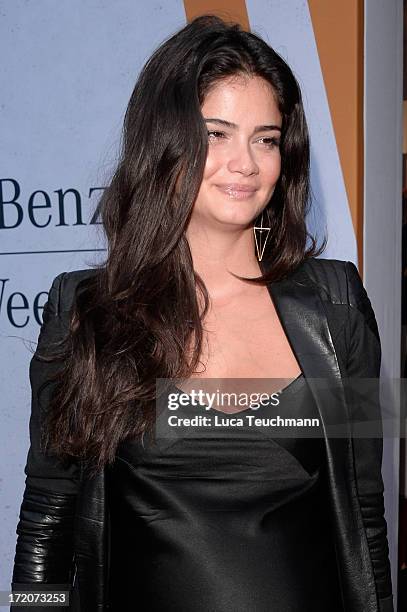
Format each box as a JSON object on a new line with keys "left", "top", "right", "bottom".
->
{"left": 253, "top": 208, "right": 271, "bottom": 261}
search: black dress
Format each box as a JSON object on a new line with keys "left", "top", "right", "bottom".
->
{"left": 106, "top": 374, "right": 344, "bottom": 611}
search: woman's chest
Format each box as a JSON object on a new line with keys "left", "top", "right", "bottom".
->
{"left": 194, "top": 290, "right": 302, "bottom": 380}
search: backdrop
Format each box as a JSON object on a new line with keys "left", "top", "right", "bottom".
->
{"left": 0, "top": 0, "right": 399, "bottom": 601}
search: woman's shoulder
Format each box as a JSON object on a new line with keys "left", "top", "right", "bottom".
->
{"left": 46, "top": 267, "right": 100, "bottom": 316}
{"left": 298, "top": 257, "right": 379, "bottom": 340}
{"left": 296, "top": 256, "right": 366, "bottom": 309}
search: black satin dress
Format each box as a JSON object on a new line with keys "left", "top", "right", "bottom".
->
{"left": 106, "top": 374, "right": 344, "bottom": 611}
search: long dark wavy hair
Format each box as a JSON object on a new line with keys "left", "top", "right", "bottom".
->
{"left": 40, "top": 15, "right": 326, "bottom": 477}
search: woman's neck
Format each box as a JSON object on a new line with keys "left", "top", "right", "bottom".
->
{"left": 186, "top": 224, "right": 263, "bottom": 302}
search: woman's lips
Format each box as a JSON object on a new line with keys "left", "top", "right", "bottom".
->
{"left": 215, "top": 184, "right": 258, "bottom": 200}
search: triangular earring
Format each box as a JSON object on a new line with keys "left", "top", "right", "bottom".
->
{"left": 253, "top": 208, "right": 271, "bottom": 261}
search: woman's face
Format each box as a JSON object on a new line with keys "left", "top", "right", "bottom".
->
{"left": 191, "top": 74, "right": 282, "bottom": 231}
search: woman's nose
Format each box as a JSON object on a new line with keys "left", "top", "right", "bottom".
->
{"left": 226, "top": 142, "right": 259, "bottom": 175}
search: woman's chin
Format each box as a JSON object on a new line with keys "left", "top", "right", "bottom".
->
{"left": 205, "top": 212, "right": 256, "bottom": 229}
{"left": 188, "top": 201, "right": 262, "bottom": 231}
{"left": 203, "top": 206, "right": 259, "bottom": 228}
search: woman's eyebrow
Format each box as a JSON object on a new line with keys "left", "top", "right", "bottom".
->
{"left": 204, "top": 117, "right": 281, "bottom": 133}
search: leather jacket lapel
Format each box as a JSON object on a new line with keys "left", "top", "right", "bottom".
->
{"left": 261, "top": 263, "right": 379, "bottom": 611}
{"left": 267, "top": 273, "right": 349, "bottom": 431}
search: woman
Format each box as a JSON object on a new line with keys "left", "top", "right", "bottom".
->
{"left": 11, "top": 15, "right": 393, "bottom": 612}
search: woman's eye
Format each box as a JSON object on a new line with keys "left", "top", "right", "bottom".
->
{"left": 258, "top": 137, "right": 281, "bottom": 149}
{"left": 207, "top": 130, "right": 226, "bottom": 140}
{"left": 206, "top": 132, "right": 280, "bottom": 147}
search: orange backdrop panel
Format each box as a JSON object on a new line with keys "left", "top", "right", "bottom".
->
{"left": 183, "top": 0, "right": 250, "bottom": 31}
{"left": 308, "top": 0, "right": 364, "bottom": 269}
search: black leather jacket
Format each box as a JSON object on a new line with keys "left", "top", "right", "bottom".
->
{"left": 11, "top": 257, "right": 394, "bottom": 611}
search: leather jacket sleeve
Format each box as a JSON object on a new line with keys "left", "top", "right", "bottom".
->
{"left": 11, "top": 273, "right": 80, "bottom": 611}
{"left": 344, "top": 261, "right": 394, "bottom": 612}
